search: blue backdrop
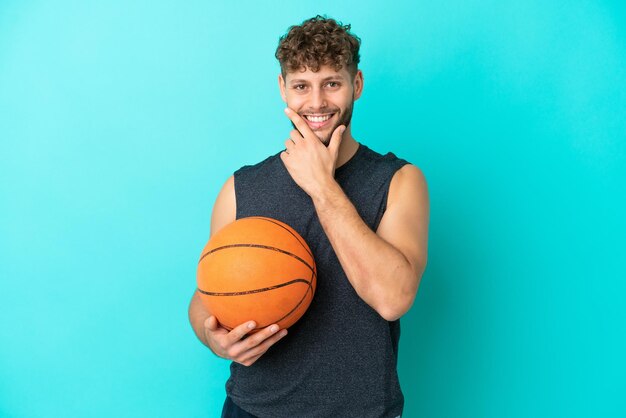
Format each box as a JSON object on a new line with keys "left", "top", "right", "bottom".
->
{"left": 1, "top": 1, "right": 625, "bottom": 417}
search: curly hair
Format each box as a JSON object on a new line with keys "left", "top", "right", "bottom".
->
{"left": 275, "top": 15, "right": 361, "bottom": 79}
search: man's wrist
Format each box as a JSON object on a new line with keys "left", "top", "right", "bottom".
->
{"left": 311, "top": 178, "right": 344, "bottom": 209}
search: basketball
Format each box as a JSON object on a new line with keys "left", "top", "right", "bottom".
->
{"left": 196, "top": 216, "right": 316, "bottom": 332}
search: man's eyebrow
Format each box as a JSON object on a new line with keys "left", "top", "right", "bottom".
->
{"left": 289, "top": 76, "right": 345, "bottom": 84}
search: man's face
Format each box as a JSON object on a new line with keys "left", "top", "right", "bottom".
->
{"left": 279, "top": 65, "right": 363, "bottom": 145}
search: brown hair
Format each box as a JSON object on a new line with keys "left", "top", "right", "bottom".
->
{"left": 275, "top": 15, "right": 361, "bottom": 79}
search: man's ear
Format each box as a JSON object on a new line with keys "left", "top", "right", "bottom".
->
{"left": 353, "top": 70, "right": 364, "bottom": 101}
{"left": 278, "top": 74, "right": 287, "bottom": 103}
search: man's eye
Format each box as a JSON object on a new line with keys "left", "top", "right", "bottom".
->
{"left": 327, "top": 82, "right": 339, "bottom": 88}
{"left": 294, "top": 85, "right": 306, "bottom": 90}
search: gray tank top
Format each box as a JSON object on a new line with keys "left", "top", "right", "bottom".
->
{"left": 228, "top": 144, "right": 409, "bottom": 418}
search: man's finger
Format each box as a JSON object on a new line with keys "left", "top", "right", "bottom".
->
{"left": 289, "top": 129, "right": 304, "bottom": 142}
{"left": 243, "top": 324, "right": 281, "bottom": 350}
{"left": 227, "top": 320, "right": 257, "bottom": 344}
{"left": 284, "top": 107, "right": 314, "bottom": 139}
{"left": 239, "top": 328, "right": 288, "bottom": 365}
{"left": 204, "top": 315, "right": 219, "bottom": 331}
{"left": 328, "top": 125, "right": 346, "bottom": 156}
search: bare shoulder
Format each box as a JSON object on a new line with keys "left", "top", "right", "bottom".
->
{"left": 388, "top": 164, "right": 429, "bottom": 208}
{"left": 210, "top": 175, "right": 236, "bottom": 236}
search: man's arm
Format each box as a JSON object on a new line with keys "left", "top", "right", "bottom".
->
{"left": 311, "top": 164, "right": 428, "bottom": 321}
{"left": 188, "top": 175, "right": 288, "bottom": 366}
{"left": 188, "top": 176, "right": 236, "bottom": 348}
{"left": 282, "top": 108, "right": 429, "bottom": 321}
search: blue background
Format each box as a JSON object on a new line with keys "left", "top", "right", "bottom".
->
{"left": 1, "top": 1, "right": 625, "bottom": 417}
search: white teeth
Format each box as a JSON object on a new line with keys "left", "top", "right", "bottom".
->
{"left": 306, "top": 114, "right": 332, "bottom": 123}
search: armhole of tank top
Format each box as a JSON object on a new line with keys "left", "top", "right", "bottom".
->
{"left": 373, "top": 161, "right": 411, "bottom": 231}
{"left": 233, "top": 170, "right": 242, "bottom": 220}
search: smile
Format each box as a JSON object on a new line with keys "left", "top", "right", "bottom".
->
{"left": 304, "top": 114, "right": 334, "bottom": 121}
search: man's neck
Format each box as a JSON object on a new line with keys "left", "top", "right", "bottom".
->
{"left": 336, "top": 134, "right": 359, "bottom": 169}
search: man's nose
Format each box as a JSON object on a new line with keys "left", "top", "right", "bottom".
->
{"left": 309, "top": 88, "right": 327, "bottom": 110}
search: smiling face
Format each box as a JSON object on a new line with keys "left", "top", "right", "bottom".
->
{"left": 279, "top": 65, "right": 363, "bottom": 145}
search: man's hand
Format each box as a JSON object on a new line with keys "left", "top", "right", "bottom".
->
{"left": 203, "top": 315, "right": 288, "bottom": 367}
{"left": 281, "top": 107, "right": 346, "bottom": 197}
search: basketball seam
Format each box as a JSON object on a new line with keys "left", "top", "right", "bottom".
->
{"left": 199, "top": 243, "right": 317, "bottom": 279}
{"left": 269, "top": 279, "right": 314, "bottom": 327}
{"left": 200, "top": 279, "right": 314, "bottom": 331}
{"left": 247, "top": 216, "right": 314, "bottom": 259}
{"left": 197, "top": 278, "right": 310, "bottom": 296}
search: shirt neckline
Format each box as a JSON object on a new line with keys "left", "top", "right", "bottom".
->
{"left": 335, "top": 143, "right": 364, "bottom": 176}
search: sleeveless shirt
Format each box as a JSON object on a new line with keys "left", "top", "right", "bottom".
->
{"left": 228, "top": 143, "right": 410, "bottom": 418}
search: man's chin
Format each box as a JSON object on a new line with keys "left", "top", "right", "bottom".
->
{"left": 315, "top": 124, "right": 343, "bottom": 146}
{"left": 312, "top": 130, "right": 332, "bottom": 146}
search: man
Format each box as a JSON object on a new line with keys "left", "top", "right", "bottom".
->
{"left": 189, "top": 15, "right": 429, "bottom": 418}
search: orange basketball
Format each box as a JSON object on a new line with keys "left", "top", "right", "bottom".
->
{"left": 196, "top": 216, "right": 316, "bottom": 333}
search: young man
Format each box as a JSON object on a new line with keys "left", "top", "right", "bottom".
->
{"left": 189, "top": 16, "right": 429, "bottom": 418}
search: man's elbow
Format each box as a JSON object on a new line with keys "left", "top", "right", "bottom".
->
{"left": 378, "top": 295, "right": 415, "bottom": 322}
{"left": 378, "top": 265, "right": 424, "bottom": 321}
